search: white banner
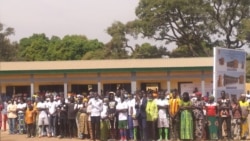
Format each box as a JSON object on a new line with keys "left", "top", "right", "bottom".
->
{"left": 213, "top": 47, "right": 246, "bottom": 100}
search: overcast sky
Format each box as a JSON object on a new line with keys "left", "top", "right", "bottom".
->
{"left": 0, "top": 0, "right": 139, "bottom": 43}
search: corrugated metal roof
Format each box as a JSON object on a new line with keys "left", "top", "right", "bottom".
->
{"left": 0, "top": 57, "right": 213, "bottom": 71}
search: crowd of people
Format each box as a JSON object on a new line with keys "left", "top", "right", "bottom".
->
{"left": 1, "top": 89, "right": 250, "bottom": 141}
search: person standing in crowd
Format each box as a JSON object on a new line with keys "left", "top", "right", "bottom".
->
{"left": 16, "top": 98, "right": 27, "bottom": 134}
{"left": 47, "top": 96, "right": 58, "bottom": 137}
{"left": 136, "top": 91, "right": 147, "bottom": 141}
{"left": 107, "top": 92, "right": 117, "bottom": 139}
{"left": 2, "top": 100, "right": 8, "bottom": 131}
{"left": 116, "top": 94, "right": 128, "bottom": 141}
{"left": 217, "top": 91, "right": 231, "bottom": 140}
{"left": 192, "top": 92, "right": 205, "bottom": 140}
{"left": 156, "top": 91, "right": 169, "bottom": 141}
{"left": 231, "top": 96, "right": 241, "bottom": 140}
{"left": 67, "top": 96, "right": 77, "bottom": 138}
{"left": 78, "top": 96, "right": 89, "bottom": 139}
{"left": 75, "top": 95, "right": 83, "bottom": 138}
{"left": 57, "top": 97, "right": 68, "bottom": 138}
{"left": 127, "top": 93, "right": 136, "bottom": 140}
{"left": 132, "top": 93, "right": 139, "bottom": 141}
{"left": 0, "top": 100, "right": 3, "bottom": 131}
{"left": 145, "top": 91, "right": 158, "bottom": 141}
{"left": 88, "top": 92, "right": 103, "bottom": 141}
{"left": 100, "top": 97, "right": 109, "bottom": 141}
{"left": 87, "top": 95, "right": 93, "bottom": 140}
{"left": 205, "top": 96, "right": 219, "bottom": 140}
{"left": 179, "top": 92, "right": 193, "bottom": 140}
{"left": 169, "top": 90, "right": 181, "bottom": 141}
{"left": 25, "top": 104, "right": 36, "bottom": 138}
{"left": 7, "top": 99, "right": 17, "bottom": 134}
{"left": 239, "top": 94, "right": 249, "bottom": 140}
{"left": 36, "top": 96, "right": 50, "bottom": 138}
{"left": 246, "top": 90, "right": 250, "bottom": 103}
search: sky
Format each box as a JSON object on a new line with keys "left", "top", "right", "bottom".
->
{"left": 0, "top": 0, "right": 139, "bottom": 43}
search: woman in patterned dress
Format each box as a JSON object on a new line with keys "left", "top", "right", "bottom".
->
{"left": 205, "top": 96, "right": 219, "bottom": 140}
{"left": 192, "top": 92, "right": 205, "bottom": 140}
{"left": 231, "top": 96, "right": 241, "bottom": 140}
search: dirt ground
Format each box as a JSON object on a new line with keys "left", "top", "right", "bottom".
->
{"left": 0, "top": 131, "right": 91, "bottom": 141}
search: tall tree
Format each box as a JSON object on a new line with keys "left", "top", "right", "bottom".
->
{"left": 0, "top": 22, "right": 18, "bottom": 61}
{"left": 106, "top": 21, "right": 132, "bottom": 59}
{"left": 127, "top": 0, "right": 250, "bottom": 57}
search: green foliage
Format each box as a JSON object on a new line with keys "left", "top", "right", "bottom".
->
{"left": 131, "top": 43, "right": 168, "bottom": 58}
{"left": 0, "top": 23, "right": 18, "bottom": 61}
{"left": 18, "top": 34, "right": 104, "bottom": 61}
{"left": 125, "top": 0, "right": 250, "bottom": 57}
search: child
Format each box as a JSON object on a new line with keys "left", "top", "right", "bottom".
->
{"left": 25, "top": 104, "right": 35, "bottom": 138}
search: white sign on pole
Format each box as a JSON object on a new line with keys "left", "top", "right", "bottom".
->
{"left": 213, "top": 47, "right": 246, "bottom": 100}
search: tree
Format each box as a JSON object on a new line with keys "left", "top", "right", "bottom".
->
{"left": 19, "top": 33, "right": 50, "bottom": 61}
{"left": 18, "top": 34, "right": 104, "bottom": 61}
{"left": 131, "top": 43, "right": 168, "bottom": 58}
{"left": 0, "top": 22, "right": 18, "bottom": 61}
{"left": 127, "top": 0, "right": 250, "bottom": 57}
{"left": 105, "top": 21, "right": 132, "bottom": 59}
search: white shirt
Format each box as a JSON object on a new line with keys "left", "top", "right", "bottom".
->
{"left": 17, "top": 103, "right": 27, "bottom": 113}
{"left": 37, "top": 102, "right": 48, "bottom": 118}
{"left": 246, "top": 94, "right": 250, "bottom": 103}
{"left": 47, "top": 101, "right": 57, "bottom": 115}
{"left": 115, "top": 96, "right": 121, "bottom": 103}
{"left": 101, "top": 104, "right": 108, "bottom": 119}
{"left": 127, "top": 98, "right": 135, "bottom": 116}
{"left": 157, "top": 98, "right": 169, "bottom": 119}
{"left": 88, "top": 98, "right": 103, "bottom": 117}
{"left": 116, "top": 100, "right": 128, "bottom": 120}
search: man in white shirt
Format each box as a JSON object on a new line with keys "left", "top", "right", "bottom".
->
{"left": 88, "top": 92, "right": 103, "bottom": 141}
{"left": 116, "top": 94, "right": 128, "bottom": 141}
{"left": 16, "top": 98, "right": 27, "bottom": 134}
{"left": 46, "top": 96, "right": 58, "bottom": 137}
{"left": 157, "top": 91, "right": 169, "bottom": 141}
{"left": 37, "top": 96, "right": 50, "bottom": 137}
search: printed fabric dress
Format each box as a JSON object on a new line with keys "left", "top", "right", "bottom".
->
{"left": 205, "top": 102, "right": 219, "bottom": 140}
{"left": 231, "top": 102, "right": 241, "bottom": 140}
{"left": 180, "top": 100, "right": 193, "bottom": 140}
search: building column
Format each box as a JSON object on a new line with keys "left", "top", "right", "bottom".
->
{"left": 64, "top": 73, "right": 68, "bottom": 98}
{"left": 131, "top": 72, "right": 136, "bottom": 94}
{"left": 30, "top": 74, "right": 34, "bottom": 98}
{"left": 167, "top": 71, "right": 171, "bottom": 93}
{"left": 201, "top": 70, "right": 205, "bottom": 96}
{"left": 97, "top": 73, "right": 101, "bottom": 95}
